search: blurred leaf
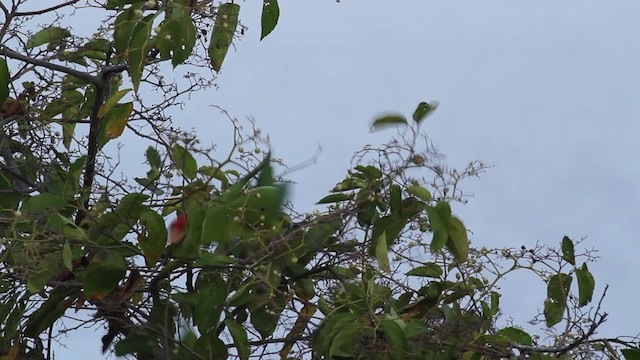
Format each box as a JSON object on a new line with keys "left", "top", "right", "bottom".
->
{"left": 446, "top": 216, "right": 468, "bottom": 262}
{"left": 193, "top": 252, "right": 235, "bottom": 267}
{"left": 561, "top": 235, "right": 575, "bottom": 266}
{"left": 171, "top": 144, "right": 198, "bottom": 180}
{"left": 375, "top": 232, "right": 390, "bottom": 272}
{"left": 83, "top": 250, "right": 127, "bottom": 300}
{"left": 497, "top": 327, "right": 532, "bottom": 346}
{"left": 225, "top": 319, "right": 250, "bottom": 360}
{"left": 173, "top": 209, "right": 204, "bottom": 259}
{"left": 371, "top": 114, "right": 408, "bottom": 131}
{"left": 260, "top": 0, "right": 279, "bottom": 40}
{"left": 26, "top": 26, "right": 71, "bottom": 48}
{"left": 146, "top": 146, "right": 162, "bottom": 169}
{"left": 43, "top": 90, "right": 84, "bottom": 117}
{"left": 251, "top": 307, "right": 279, "bottom": 338}
{"left": 406, "top": 185, "right": 432, "bottom": 202}
{"left": 381, "top": 320, "right": 408, "bottom": 359}
{"left": 576, "top": 263, "right": 595, "bottom": 307}
{"left": 406, "top": 263, "right": 443, "bottom": 278}
{"left": 114, "top": 333, "right": 156, "bottom": 356}
{"left": 24, "top": 287, "right": 78, "bottom": 338}
{"left": 98, "top": 89, "right": 131, "bottom": 117}
{"left": 62, "top": 241, "right": 73, "bottom": 271}
{"left": 622, "top": 349, "right": 640, "bottom": 360}
{"left": 317, "top": 193, "right": 353, "bottom": 204}
{"left": 412, "top": 101, "right": 439, "bottom": 124}
{"left": 0, "top": 58, "right": 8, "bottom": 106}
{"left": 209, "top": 3, "right": 240, "bottom": 71}
{"left": 199, "top": 166, "right": 229, "bottom": 187}
{"left": 139, "top": 210, "right": 168, "bottom": 266}
{"left": 99, "top": 102, "right": 133, "bottom": 147}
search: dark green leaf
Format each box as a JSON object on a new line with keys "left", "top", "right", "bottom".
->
{"left": 225, "top": 319, "right": 250, "bottom": 360}
{"left": 114, "top": 333, "right": 156, "bottom": 356}
{"left": 139, "top": 210, "right": 168, "bottom": 266}
{"left": 260, "top": 0, "right": 279, "bottom": 40}
{"left": 171, "top": 144, "right": 198, "bottom": 180}
{"left": 193, "top": 252, "right": 235, "bottom": 267}
{"left": 576, "top": 263, "right": 595, "bottom": 307}
{"left": 622, "top": 348, "right": 640, "bottom": 360}
{"left": 412, "top": 101, "right": 439, "bottom": 124}
{"left": 316, "top": 193, "right": 353, "bottom": 204}
{"left": 146, "top": 146, "right": 162, "bottom": 169}
{"left": 26, "top": 26, "right": 71, "bottom": 48}
{"left": 113, "top": 3, "right": 145, "bottom": 60}
{"left": 371, "top": 114, "right": 408, "bottom": 131}
{"left": 497, "top": 327, "right": 532, "bottom": 346}
{"left": 406, "top": 263, "right": 443, "bottom": 278}
{"left": 24, "top": 287, "right": 78, "bottom": 338}
{"left": 547, "top": 273, "right": 572, "bottom": 303}
{"left": 0, "top": 58, "right": 9, "bottom": 107}
{"left": 251, "top": 307, "right": 280, "bottom": 338}
{"left": 543, "top": 298, "right": 564, "bottom": 327}
{"left": 561, "top": 235, "right": 575, "bottom": 265}
{"left": 83, "top": 250, "right": 127, "bottom": 300}
{"left": 381, "top": 320, "right": 408, "bottom": 358}
{"left": 209, "top": 3, "right": 240, "bottom": 71}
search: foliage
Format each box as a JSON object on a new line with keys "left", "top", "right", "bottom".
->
{"left": 0, "top": 1, "right": 638, "bottom": 359}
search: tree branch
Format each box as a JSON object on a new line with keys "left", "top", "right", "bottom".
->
{"left": 14, "top": 0, "right": 80, "bottom": 16}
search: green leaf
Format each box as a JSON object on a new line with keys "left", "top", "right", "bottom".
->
{"left": 622, "top": 348, "right": 640, "bottom": 360}
{"left": 83, "top": 250, "right": 127, "bottom": 300}
{"left": 26, "top": 26, "right": 71, "bottom": 48}
{"left": 446, "top": 216, "right": 468, "bottom": 262}
{"left": 193, "top": 252, "right": 235, "bottom": 267}
{"left": 406, "top": 185, "right": 432, "bottom": 202}
{"left": 127, "top": 14, "right": 155, "bottom": 91}
{"left": 43, "top": 90, "right": 84, "bottom": 117}
{"left": 98, "top": 89, "right": 131, "bottom": 117}
{"left": 426, "top": 206, "right": 447, "bottom": 252}
{"left": 375, "top": 232, "right": 390, "bottom": 272}
{"left": 561, "top": 235, "right": 575, "bottom": 266}
{"left": 497, "top": 327, "right": 532, "bottom": 346}
{"left": 225, "top": 319, "right": 250, "bottom": 360}
{"left": 260, "top": 0, "right": 280, "bottom": 40}
{"left": 113, "top": 3, "right": 145, "bottom": 61}
{"left": 99, "top": 102, "right": 133, "bottom": 147}
{"left": 543, "top": 298, "right": 563, "bottom": 327}
{"left": 24, "top": 287, "right": 78, "bottom": 338}
{"left": 62, "top": 241, "right": 73, "bottom": 271}
{"left": 575, "top": 263, "right": 595, "bottom": 307}
{"left": 114, "top": 333, "right": 156, "bottom": 356}
{"left": 62, "top": 123, "right": 75, "bottom": 150}
{"left": 209, "top": 3, "right": 240, "bottom": 71}
{"left": 412, "top": 101, "right": 439, "bottom": 124}
{"left": 381, "top": 320, "right": 409, "bottom": 359}
{"left": 155, "top": 5, "right": 197, "bottom": 66}
{"left": 199, "top": 166, "right": 229, "bottom": 187}
{"left": 0, "top": 58, "right": 9, "bottom": 107}
{"left": 406, "top": 263, "right": 443, "bottom": 278}
{"left": 316, "top": 193, "right": 353, "bottom": 204}
{"left": 171, "top": 144, "right": 198, "bottom": 180}
{"left": 547, "top": 273, "right": 572, "bottom": 303}
{"left": 139, "top": 210, "right": 168, "bottom": 266}
{"left": 146, "top": 146, "right": 162, "bottom": 169}
{"left": 251, "top": 307, "right": 280, "bottom": 338}
{"left": 371, "top": 114, "right": 408, "bottom": 131}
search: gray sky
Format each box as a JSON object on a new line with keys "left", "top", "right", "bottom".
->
{"left": 55, "top": 0, "right": 640, "bottom": 356}
{"left": 200, "top": 0, "right": 640, "bottom": 338}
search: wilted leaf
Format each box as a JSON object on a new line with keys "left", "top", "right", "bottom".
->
{"left": 99, "top": 102, "right": 133, "bottom": 147}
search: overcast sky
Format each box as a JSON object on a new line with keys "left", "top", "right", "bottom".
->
{"left": 200, "top": 0, "right": 640, "bottom": 339}
{"left": 54, "top": 0, "right": 640, "bottom": 356}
